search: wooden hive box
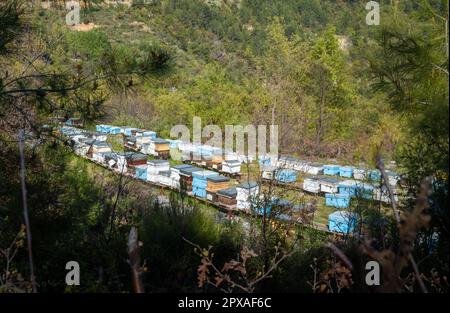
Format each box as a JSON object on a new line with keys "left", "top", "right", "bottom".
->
{"left": 206, "top": 190, "right": 219, "bottom": 203}
{"left": 179, "top": 166, "right": 203, "bottom": 192}
{"left": 217, "top": 188, "right": 237, "bottom": 207}
{"left": 206, "top": 175, "right": 230, "bottom": 193}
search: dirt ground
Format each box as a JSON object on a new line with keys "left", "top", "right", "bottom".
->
{"left": 70, "top": 23, "right": 97, "bottom": 32}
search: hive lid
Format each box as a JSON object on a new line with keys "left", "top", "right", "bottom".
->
{"left": 192, "top": 170, "right": 219, "bottom": 178}
{"left": 148, "top": 159, "right": 169, "bottom": 165}
{"left": 126, "top": 153, "right": 147, "bottom": 161}
{"left": 152, "top": 138, "right": 169, "bottom": 144}
{"left": 172, "top": 164, "right": 193, "bottom": 170}
{"left": 217, "top": 188, "right": 237, "bottom": 197}
{"left": 324, "top": 164, "right": 340, "bottom": 168}
{"left": 207, "top": 175, "right": 230, "bottom": 183}
{"left": 179, "top": 166, "right": 203, "bottom": 176}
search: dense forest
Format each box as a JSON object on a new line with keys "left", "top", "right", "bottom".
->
{"left": 0, "top": 0, "right": 448, "bottom": 293}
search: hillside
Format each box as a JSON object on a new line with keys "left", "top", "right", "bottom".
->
{"left": 0, "top": 0, "right": 448, "bottom": 295}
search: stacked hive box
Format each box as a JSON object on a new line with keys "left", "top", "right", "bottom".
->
{"left": 102, "top": 152, "right": 117, "bottom": 169}
{"left": 135, "top": 133, "right": 153, "bottom": 148}
{"left": 291, "top": 159, "right": 309, "bottom": 172}
{"left": 339, "top": 166, "right": 354, "bottom": 178}
{"left": 125, "top": 152, "right": 148, "bottom": 175}
{"left": 147, "top": 160, "right": 170, "bottom": 183}
{"left": 318, "top": 177, "right": 339, "bottom": 193}
{"left": 328, "top": 211, "right": 357, "bottom": 234}
{"left": 74, "top": 139, "right": 90, "bottom": 156}
{"left": 86, "top": 140, "right": 112, "bottom": 161}
{"left": 192, "top": 170, "right": 219, "bottom": 198}
{"left": 373, "top": 185, "right": 398, "bottom": 204}
{"left": 323, "top": 164, "right": 340, "bottom": 175}
{"left": 178, "top": 142, "right": 195, "bottom": 162}
{"left": 370, "top": 170, "right": 381, "bottom": 181}
{"left": 303, "top": 177, "right": 320, "bottom": 193}
{"left": 134, "top": 165, "right": 148, "bottom": 181}
{"left": 275, "top": 169, "right": 297, "bottom": 183}
{"left": 221, "top": 160, "right": 241, "bottom": 174}
{"left": 150, "top": 138, "right": 170, "bottom": 159}
{"left": 224, "top": 150, "right": 239, "bottom": 161}
{"left": 179, "top": 166, "right": 203, "bottom": 192}
{"left": 192, "top": 145, "right": 203, "bottom": 162}
{"left": 123, "top": 127, "right": 140, "bottom": 136}
{"left": 359, "top": 183, "right": 375, "bottom": 200}
{"left": 217, "top": 188, "right": 237, "bottom": 208}
{"left": 114, "top": 153, "right": 129, "bottom": 173}
{"left": 303, "top": 163, "right": 323, "bottom": 175}
{"left": 83, "top": 131, "right": 108, "bottom": 142}
{"left": 261, "top": 165, "right": 276, "bottom": 180}
{"left": 96, "top": 124, "right": 108, "bottom": 132}
{"left": 236, "top": 182, "right": 259, "bottom": 211}
{"left": 210, "top": 148, "right": 223, "bottom": 169}
{"left": 353, "top": 168, "right": 368, "bottom": 180}
{"left": 206, "top": 175, "right": 230, "bottom": 202}
{"left": 109, "top": 126, "right": 122, "bottom": 135}
{"left": 325, "top": 194, "right": 351, "bottom": 208}
{"left": 170, "top": 164, "right": 193, "bottom": 189}
{"left": 156, "top": 170, "right": 173, "bottom": 187}
{"left": 338, "top": 180, "right": 359, "bottom": 196}
{"left": 124, "top": 136, "right": 137, "bottom": 149}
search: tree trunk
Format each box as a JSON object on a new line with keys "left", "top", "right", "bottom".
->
{"left": 315, "top": 78, "right": 325, "bottom": 153}
{"left": 127, "top": 227, "right": 144, "bottom": 293}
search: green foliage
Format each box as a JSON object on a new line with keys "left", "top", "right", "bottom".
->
{"left": 1, "top": 0, "right": 448, "bottom": 293}
{"left": 0, "top": 0, "right": 22, "bottom": 54}
{"left": 139, "top": 200, "right": 242, "bottom": 291}
{"left": 136, "top": 42, "right": 175, "bottom": 74}
{"left": 66, "top": 29, "right": 112, "bottom": 59}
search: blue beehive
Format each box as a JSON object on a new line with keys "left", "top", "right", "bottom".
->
{"left": 328, "top": 211, "right": 357, "bottom": 234}
{"left": 96, "top": 125, "right": 105, "bottom": 132}
{"left": 124, "top": 127, "right": 140, "bottom": 136}
{"left": 357, "top": 183, "right": 374, "bottom": 200}
{"left": 370, "top": 170, "right": 381, "bottom": 181}
{"left": 200, "top": 146, "right": 213, "bottom": 160}
{"left": 255, "top": 203, "right": 272, "bottom": 216}
{"left": 324, "top": 164, "right": 340, "bottom": 176}
{"left": 325, "top": 193, "right": 351, "bottom": 208}
{"left": 143, "top": 130, "right": 156, "bottom": 139}
{"left": 192, "top": 170, "right": 219, "bottom": 198}
{"left": 135, "top": 165, "right": 148, "bottom": 181}
{"left": 103, "top": 125, "right": 113, "bottom": 133}
{"left": 109, "top": 126, "right": 121, "bottom": 135}
{"left": 338, "top": 180, "right": 358, "bottom": 197}
{"left": 339, "top": 166, "right": 354, "bottom": 178}
{"left": 168, "top": 139, "right": 182, "bottom": 149}
{"left": 258, "top": 155, "right": 272, "bottom": 167}
{"left": 275, "top": 169, "right": 297, "bottom": 183}
{"left": 255, "top": 198, "right": 292, "bottom": 216}
{"left": 192, "top": 145, "right": 202, "bottom": 161}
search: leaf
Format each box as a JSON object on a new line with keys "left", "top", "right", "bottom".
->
{"left": 197, "top": 258, "right": 211, "bottom": 288}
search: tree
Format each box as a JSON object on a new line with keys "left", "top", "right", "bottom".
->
{"left": 308, "top": 26, "right": 354, "bottom": 153}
